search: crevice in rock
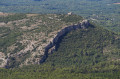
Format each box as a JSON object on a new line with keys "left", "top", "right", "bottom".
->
{"left": 40, "top": 20, "right": 90, "bottom": 63}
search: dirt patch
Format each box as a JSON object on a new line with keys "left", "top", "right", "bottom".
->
{"left": 0, "top": 52, "right": 5, "bottom": 58}
{"left": 27, "top": 14, "right": 39, "bottom": 17}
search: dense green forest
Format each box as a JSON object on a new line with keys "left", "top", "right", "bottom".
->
{"left": 0, "top": 22, "right": 120, "bottom": 79}
{"left": 0, "top": 64, "right": 120, "bottom": 79}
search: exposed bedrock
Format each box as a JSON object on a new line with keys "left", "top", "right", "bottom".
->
{"left": 40, "top": 20, "right": 90, "bottom": 63}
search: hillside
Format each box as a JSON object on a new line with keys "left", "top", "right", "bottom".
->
{"left": 0, "top": 13, "right": 84, "bottom": 68}
{"left": 45, "top": 23, "right": 120, "bottom": 72}
{"left": 0, "top": 16, "right": 120, "bottom": 79}
{"left": 0, "top": 0, "right": 120, "bottom": 78}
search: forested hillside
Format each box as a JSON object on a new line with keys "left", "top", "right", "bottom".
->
{"left": 45, "top": 22, "right": 120, "bottom": 71}
{"left": 0, "top": 13, "right": 84, "bottom": 68}
{"left": 0, "top": 0, "right": 120, "bottom": 79}
{"left": 0, "top": 20, "right": 120, "bottom": 79}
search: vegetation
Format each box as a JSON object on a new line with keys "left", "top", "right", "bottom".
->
{"left": 45, "top": 23, "right": 120, "bottom": 72}
{"left": 0, "top": 13, "right": 83, "bottom": 68}
{"left": 0, "top": 22, "right": 120, "bottom": 79}
{"left": 59, "top": 14, "right": 83, "bottom": 23}
{"left": 0, "top": 14, "right": 27, "bottom": 23}
{"left": 0, "top": 31, "right": 22, "bottom": 55}
{"left": 0, "top": 64, "right": 120, "bottom": 79}
{"left": 0, "top": 0, "right": 120, "bottom": 33}
{"left": 0, "top": 0, "right": 120, "bottom": 78}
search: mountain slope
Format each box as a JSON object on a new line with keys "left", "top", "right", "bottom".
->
{"left": 45, "top": 22, "right": 120, "bottom": 72}
{"left": 0, "top": 21, "right": 120, "bottom": 79}
{"left": 0, "top": 13, "right": 83, "bottom": 68}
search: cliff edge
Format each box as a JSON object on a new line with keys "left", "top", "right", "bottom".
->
{"left": 0, "top": 13, "right": 90, "bottom": 68}
{"left": 40, "top": 20, "right": 90, "bottom": 63}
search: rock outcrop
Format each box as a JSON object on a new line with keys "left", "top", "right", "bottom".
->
{"left": 40, "top": 20, "right": 90, "bottom": 63}
{"left": 0, "top": 13, "right": 90, "bottom": 68}
{"left": 0, "top": 52, "right": 8, "bottom": 68}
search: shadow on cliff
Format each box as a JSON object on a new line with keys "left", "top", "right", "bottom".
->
{"left": 40, "top": 20, "right": 95, "bottom": 63}
{"left": 55, "top": 31, "right": 69, "bottom": 51}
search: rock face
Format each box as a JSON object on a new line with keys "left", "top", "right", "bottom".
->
{"left": 40, "top": 20, "right": 90, "bottom": 63}
{"left": 0, "top": 13, "right": 90, "bottom": 68}
{"left": 0, "top": 52, "right": 8, "bottom": 68}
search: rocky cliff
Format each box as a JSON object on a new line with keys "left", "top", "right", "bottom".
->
{"left": 0, "top": 13, "right": 90, "bottom": 68}
{"left": 40, "top": 20, "right": 90, "bottom": 63}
